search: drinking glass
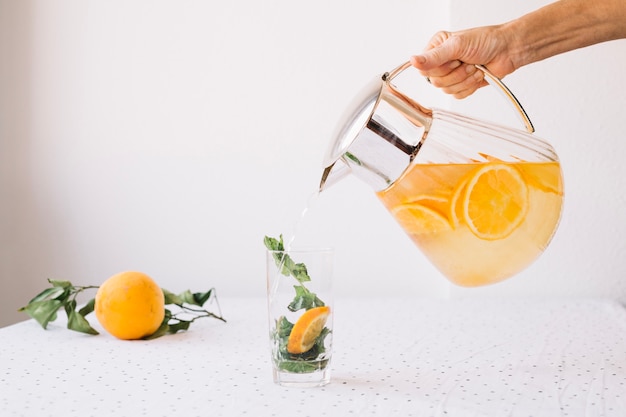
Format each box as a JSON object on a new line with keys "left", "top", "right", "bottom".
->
{"left": 266, "top": 247, "right": 334, "bottom": 387}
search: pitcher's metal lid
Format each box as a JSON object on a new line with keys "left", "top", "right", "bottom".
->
{"left": 319, "top": 69, "right": 431, "bottom": 192}
{"left": 323, "top": 76, "right": 381, "bottom": 169}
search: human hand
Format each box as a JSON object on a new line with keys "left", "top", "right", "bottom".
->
{"left": 411, "top": 26, "right": 516, "bottom": 99}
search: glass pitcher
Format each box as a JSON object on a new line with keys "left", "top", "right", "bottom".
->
{"left": 320, "top": 62, "right": 563, "bottom": 287}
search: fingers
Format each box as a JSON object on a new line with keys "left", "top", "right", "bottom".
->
{"left": 430, "top": 62, "right": 476, "bottom": 84}
{"left": 413, "top": 58, "right": 462, "bottom": 78}
{"left": 412, "top": 25, "right": 515, "bottom": 98}
{"left": 413, "top": 58, "right": 487, "bottom": 98}
{"left": 411, "top": 32, "right": 488, "bottom": 98}
{"left": 432, "top": 65, "right": 487, "bottom": 99}
{"left": 450, "top": 79, "right": 488, "bottom": 99}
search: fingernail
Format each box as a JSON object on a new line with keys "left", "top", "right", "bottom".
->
{"left": 411, "top": 55, "right": 426, "bottom": 66}
{"left": 465, "top": 64, "right": 476, "bottom": 74}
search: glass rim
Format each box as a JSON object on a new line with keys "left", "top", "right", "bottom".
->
{"left": 266, "top": 247, "right": 334, "bottom": 254}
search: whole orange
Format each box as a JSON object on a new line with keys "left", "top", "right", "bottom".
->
{"left": 95, "top": 271, "right": 165, "bottom": 340}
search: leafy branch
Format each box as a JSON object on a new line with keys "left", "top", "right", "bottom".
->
{"left": 145, "top": 288, "right": 226, "bottom": 340}
{"left": 18, "top": 279, "right": 100, "bottom": 335}
{"left": 19, "top": 279, "right": 225, "bottom": 339}
{"left": 263, "top": 235, "right": 324, "bottom": 311}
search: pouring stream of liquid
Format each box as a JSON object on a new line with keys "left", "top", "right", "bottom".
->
{"left": 269, "top": 189, "right": 322, "bottom": 303}
{"left": 284, "top": 190, "right": 321, "bottom": 251}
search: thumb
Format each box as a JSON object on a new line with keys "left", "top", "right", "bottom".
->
{"left": 411, "top": 40, "right": 457, "bottom": 71}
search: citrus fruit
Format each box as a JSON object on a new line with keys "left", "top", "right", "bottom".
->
{"left": 287, "top": 306, "right": 331, "bottom": 354}
{"left": 391, "top": 202, "right": 452, "bottom": 234}
{"left": 448, "top": 173, "right": 472, "bottom": 228}
{"left": 461, "top": 163, "right": 529, "bottom": 240}
{"left": 95, "top": 271, "right": 165, "bottom": 340}
{"left": 520, "top": 162, "right": 563, "bottom": 194}
{"left": 405, "top": 193, "right": 451, "bottom": 215}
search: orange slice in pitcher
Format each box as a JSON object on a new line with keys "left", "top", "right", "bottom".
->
{"left": 449, "top": 174, "right": 472, "bottom": 228}
{"left": 520, "top": 162, "right": 564, "bottom": 194}
{"left": 405, "top": 193, "right": 451, "bottom": 216}
{"left": 462, "top": 163, "right": 529, "bottom": 240}
{"left": 391, "top": 202, "right": 452, "bottom": 234}
{"left": 287, "top": 306, "right": 331, "bottom": 354}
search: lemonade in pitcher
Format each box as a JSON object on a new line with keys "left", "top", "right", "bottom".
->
{"left": 320, "top": 62, "right": 565, "bottom": 286}
{"left": 377, "top": 160, "right": 563, "bottom": 286}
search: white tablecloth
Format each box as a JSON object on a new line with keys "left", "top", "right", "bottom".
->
{"left": 1, "top": 297, "right": 625, "bottom": 416}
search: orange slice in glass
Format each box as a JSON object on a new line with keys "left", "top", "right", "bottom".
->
{"left": 462, "top": 163, "right": 529, "bottom": 240}
{"left": 287, "top": 306, "right": 331, "bottom": 354}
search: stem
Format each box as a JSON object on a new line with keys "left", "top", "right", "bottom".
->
{"left": 170, "top": 311, "right": 226, "bottom": 324}
{"left": 70, "top": 285, "right": 99, "bottom": 302}
{"left": 169, "top": 305, "right": 227, "bottom": 323}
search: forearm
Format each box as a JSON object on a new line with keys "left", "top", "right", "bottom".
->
{"left": 503, "top": 0, "right": 626, "bottom": 69}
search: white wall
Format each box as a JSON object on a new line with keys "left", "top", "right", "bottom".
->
{"left": 1, "top": 0, "right": 625, "bottom": 328}
{"left": 0, "top": 0, "right": 449, "bottom": 327}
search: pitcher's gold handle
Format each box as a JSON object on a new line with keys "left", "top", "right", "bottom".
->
{"left": 475, "top": 65, "right": 534, "bottom": 133}
{"left": 384, "top": 61, "right": 535, "bottom": 133}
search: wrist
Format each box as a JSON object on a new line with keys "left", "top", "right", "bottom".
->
{"left": 497, "top": 20, "right": 528, "bottom": 71}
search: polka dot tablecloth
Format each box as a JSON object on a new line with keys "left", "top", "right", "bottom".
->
{"left": 1, "top": 297, "right": 625, "bottom": 416}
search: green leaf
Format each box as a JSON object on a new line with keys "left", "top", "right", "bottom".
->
{"left": 78, "top": 298, "right": 96, "bottom": 317}
{"left": 277, "top": 358, "right": 329, "bottom": 373}
{"left": 276, "top": 253, "right": 291, "bottom": 276}
{"left": 290, "top": 262, "right": 310, "bottom": 283}
{"left": 264, "top": 235, "right": 284, "bottom": 252}
{"left": 143, "top": 312, "right": 192, "bottom": 340}
{"left": 192, "top": 289, "right": 213, "bottom": 306}
{"left": 67, "top": 310, "right": 99, "bottom": 335}
{"left": 166, "top": 320, "right": 191, "bottom": 334}
{"left": 287, "top": 285, "right": 325, "bottom": 312}
{"left": 178, "top": 290, "right": 197, "bottom": 305}
{"left": 313, "top": 327, "right": 331, "bottom": 355}
{"left": 264, "top": 235, "right": 290, "bottom": 275}
{"left": 162, "top": 288, "right": 183, "bottom": 305}
{"left": 20, "top": 299, "right": 62, "bottom": 329}
{"left": 276, "top": 316, "right": 294, "bottom": 338}
{"left": 162, "top": 288, "right": 214, "bottom": 307}
{"left": 265, "top": 236, "right": 295, "bottom": 277}
{"left": 64, "top": 299, "right": 77, "bottom": 318}
{"left": 143, "top": 321, "right": 170, "bottom": 340}
{"left": 26, "top": 286, "right": 66, "bottom": 304}
{"left": 264, "top": 235, "right": 312, "bottom": 282}
{"left": 48, "top": 279, "right": 72, "bottom": 289}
